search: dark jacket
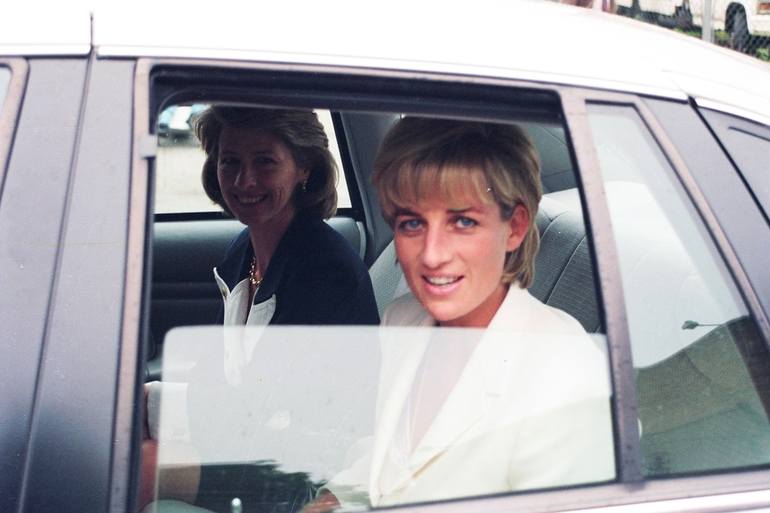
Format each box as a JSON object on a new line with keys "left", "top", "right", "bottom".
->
{"left": 216, "top": 214, "right": 380, "bottom": 325}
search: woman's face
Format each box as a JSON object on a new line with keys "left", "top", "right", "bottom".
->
{"left": 393, "top": 181, "right": 529, "bottom": 328}
{"left": 217, "top": 126, "right": 308, "bottom": 232}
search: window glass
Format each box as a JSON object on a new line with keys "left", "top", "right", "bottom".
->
{"left": 700, "top": 109, "right": 770, "bottom": 222}
{"left": 587, "top": 104, "right": 770, "bottom": 477}
{"left": 149, "top": 325, "right": 614, "bottom": 512}
{"left": 155, "top": 105, "right": 350, "bottom": 214}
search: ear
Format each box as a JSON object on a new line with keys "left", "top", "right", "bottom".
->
{"left": 505, "top": 204, "right": 530, "bottom": 252}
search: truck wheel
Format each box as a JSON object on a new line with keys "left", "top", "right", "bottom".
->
{"left": 730, "top": 9, "right": 750, "bottom": 53}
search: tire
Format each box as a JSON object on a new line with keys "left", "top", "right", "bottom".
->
{"left": 730, "top": 9, "right": 750, "bottom": 53}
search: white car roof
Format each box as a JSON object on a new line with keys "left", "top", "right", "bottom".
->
{"left": 3, "top": 1, "right": 770, "bottom": 122}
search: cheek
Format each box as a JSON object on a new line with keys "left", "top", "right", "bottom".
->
{"left": 467, "top": 233, "right": 508, "bottom": 267}
{"left": 394, "top": 236, "right": 418, "bottom": 271}
{"left": 216, "top": 169, "right": 231, "bottom": 192}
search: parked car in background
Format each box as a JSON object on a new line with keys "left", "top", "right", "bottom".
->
{"left": 1, "top": 2, "right": 769, "bottom": 513}
{"left": 689, "top": 0, "right": 770, "bottom": 49}
{"left": 616, "top": 0, "right": 770, "bottom": 52}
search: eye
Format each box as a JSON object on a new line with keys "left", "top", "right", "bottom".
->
{"left": 218, "top": 156, "right": 239, "bottom": 169}
{"left": 453, "top": 216, "right": 478, "bottom": 229}
{"left": 396, "top": 218, "right": 424, "bottom": 234}
{"left": 255, "top": 156, "right": 276, "bottom": 165}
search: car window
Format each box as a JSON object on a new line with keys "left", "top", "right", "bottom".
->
{"left": 699, "top": 109, "right": 770, "bottom": 222}
{"left": 143, "top": 99, "right": 618, "bottom": 511}
{"left": 155, "top": 105, "right": 350, "bottom": 214}
{"left": 152, "top": 324, "right": 614, "bottom": 512}
{"left": 586, "top": 104, "right": 770, "bottom": 477}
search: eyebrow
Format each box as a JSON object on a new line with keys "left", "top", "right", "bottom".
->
{"left": 219, "top": 149, "right": 275, "bottom": 156}
{"left": 394, "top": 208, "right": 419, "bottom": 217}
{"left": 394, "top": 206, "right": 481, "bottom": 217}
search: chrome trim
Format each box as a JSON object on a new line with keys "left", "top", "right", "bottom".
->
{"left": 0, "top": 58, "right": 28, "bottom": 192}
{"left": 371, "top": 471, "right": 770, "bottom": 513}
{"left": 0, "top": 44, "right": 90, "bottom": 57}
{"left": 98, "top": 48, "right": 687, "bottom": 102}
{"left": 566, "top": 488, "right": 770, "bottom": 513}
{"left": 695, "top": 98, "right": 770, "bottom": 127}
{"left": 560, "top": 90, "right": 643, "bottom": 483}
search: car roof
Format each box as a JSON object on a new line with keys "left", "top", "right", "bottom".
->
{"left": 3, "top": 1, "right": 770, "bottom": 122}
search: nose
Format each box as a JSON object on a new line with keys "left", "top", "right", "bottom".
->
{"left": 420, "top": 226, "right": 452, "bottom": 269}
{"left": 233, "top": 163, "right": 258, "bottom": 189}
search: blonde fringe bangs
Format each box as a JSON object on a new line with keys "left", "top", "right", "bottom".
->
{"left": 379, "top": 162, "right": 497, "bottom": 225}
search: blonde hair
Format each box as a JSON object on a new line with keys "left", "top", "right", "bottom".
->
{"left": 372, "top": 117, "right": 542, "bottom": 288}
{"left": 194, "top": 106, "right": 337, "bottom": 219}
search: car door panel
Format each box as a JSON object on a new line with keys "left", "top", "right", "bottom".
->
{"left": 0, "top": 58, "right": 87, "bottom": 513}
{"left": 19, "top": 59, "right": 135, "bottom": 513}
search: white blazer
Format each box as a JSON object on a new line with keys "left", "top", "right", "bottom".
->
{"left": 328, "top": 285, "right": 615, "bottom": 508}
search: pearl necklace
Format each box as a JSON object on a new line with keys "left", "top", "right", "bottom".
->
{"left": 249, "top": 256, "right": 264, "bottom": 288}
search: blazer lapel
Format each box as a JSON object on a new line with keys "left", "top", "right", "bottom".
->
{"left": 406, "top": 329, "right": 494, "bottom": 478}
{"left": 368, "top": 330, "right": 427, "bottom": 504}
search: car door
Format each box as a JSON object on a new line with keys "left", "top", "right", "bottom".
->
{"left": 5, "top": 51, "right": 770, "bottom": 513}
{"left": 118, "top": 58, "right": 770, "bottom": 513}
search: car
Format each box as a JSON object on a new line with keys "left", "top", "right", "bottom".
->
{"left": 615, "top": 0, "right": 770, "bottom": 52}
{"left": 2, "top": 2, "right": 770, "bottom": 513}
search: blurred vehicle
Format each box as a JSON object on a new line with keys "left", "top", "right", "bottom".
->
{"left": 616, "top": 0, "right": 770, "bottom": 51}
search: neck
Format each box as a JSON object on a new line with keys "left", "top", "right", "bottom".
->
{"left": 439, "top": 283, "right": 509, "bottom": 328}
{"left": 248, "top": 211, "right": 297, "bottom": 275}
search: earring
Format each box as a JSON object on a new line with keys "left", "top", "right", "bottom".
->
{"left": 302, "top": 178, "right": 309, "bottom": 192}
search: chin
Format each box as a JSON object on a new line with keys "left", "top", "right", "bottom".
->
{"left": 424, "top": 304, "right": 462, "bottom": 325}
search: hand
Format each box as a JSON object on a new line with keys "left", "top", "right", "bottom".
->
{"left": 300, "top": 491, "right": 340, "bottom": 513}
{"left": 143, "top": 382, "right": 154, "bottom": 440}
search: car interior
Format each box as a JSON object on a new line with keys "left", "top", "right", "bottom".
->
{"left": 145, "top": 98, "right": 770, "bottom": 511}
{"left": 147, "top": 110, "right": 602, "bottom": 376}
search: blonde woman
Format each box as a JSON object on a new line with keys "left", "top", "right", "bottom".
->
{"left": 313, "top": 118, "right": 614, "bottom": 510}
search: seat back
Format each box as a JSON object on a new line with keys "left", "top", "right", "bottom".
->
{"left": 637, "top": 317, "right": 770, "bottom": 475}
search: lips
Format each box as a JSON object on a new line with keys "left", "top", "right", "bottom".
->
{"left": 422, "top": 274, "right": 463, "bottom": 296}
{"left": 424, "top": 275, "right": 460, "bottom": 286}
{"left": 235, "top": 193, "right": 268, "bottom": 205}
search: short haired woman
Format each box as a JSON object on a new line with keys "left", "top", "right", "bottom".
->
{"left": 313, "top": 117, "right": 613, "bottom": 510}
{"left": 195, "top": 107, "right": 378, "bottom": 325}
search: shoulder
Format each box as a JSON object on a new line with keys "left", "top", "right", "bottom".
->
{"left": 289, "top": 216, "right": 365, "bottom": 270}
{"left": 493, "top": 285, "right": 587, "bottom": 335}
{"left": 381, "top": 293, "right": 433, "bottom": 326}
{"left": 221, "top": 227, "right": 250, "bottom": 261}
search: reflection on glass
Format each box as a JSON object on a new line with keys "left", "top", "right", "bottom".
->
{"left": 147, "top": 325, "right": 613, "bottom": 512}
{"left": 587, "top": 104, "right": 770, "bottom": 477}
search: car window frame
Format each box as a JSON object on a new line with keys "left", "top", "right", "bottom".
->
{"left": 0, "top": 58, "right": 28, "bottom": 194}
{"left": 644, "top": 97, "right": 770, "bottom": 343}
{"left": 697, "top": 105, "right": 770, "bottom": 225}
{"left": 120, "top": 58, "right": 770, "bottom": 513}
